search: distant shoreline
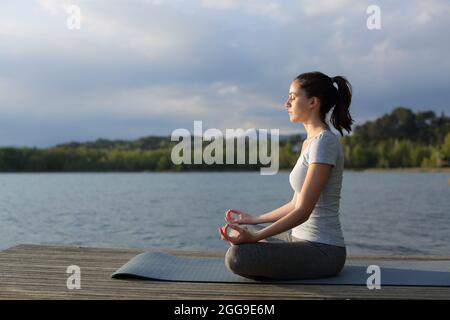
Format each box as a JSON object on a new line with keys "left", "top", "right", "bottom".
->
{"left": 359, "top": 167, "right": 450, "bottom": 173}
{"left": 1, "top": 167, "right": 450, "bottom": 174}
{"left": 280, "top": 167, "right": 450, "bottom": 173}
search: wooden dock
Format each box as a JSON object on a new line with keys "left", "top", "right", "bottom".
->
{"left": 0, "top": 244, "right": 449, "bottom": 300}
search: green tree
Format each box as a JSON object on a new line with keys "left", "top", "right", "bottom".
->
{"left": 441, "top": 132, "right": 450, "bottom": 158}
{"left": 421, "top": 147, "right": 439, "bottom": 168}
{"left": 350, "top": 145, "right": 377, "bottom": 168}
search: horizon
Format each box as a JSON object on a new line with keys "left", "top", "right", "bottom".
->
{"left": 1, "top": 106, "right": 448, "bottom": 149}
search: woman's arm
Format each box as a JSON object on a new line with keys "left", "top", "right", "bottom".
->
{"left": 254, "top": 192, "right": 298, "bottom": 224}
{"left": 254, "top": 163, "right": 332, "bottom": 241}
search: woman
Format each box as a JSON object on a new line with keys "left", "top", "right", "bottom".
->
{"left": 218, "top": 71, "right": 354, "bottom": 280}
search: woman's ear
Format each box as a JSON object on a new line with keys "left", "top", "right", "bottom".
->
{"left": 309, "top": 96, "right": 320, "bottom": 110}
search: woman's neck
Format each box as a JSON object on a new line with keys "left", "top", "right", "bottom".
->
{"left": 303, "top": 121, "right": 329, "bottom": 140}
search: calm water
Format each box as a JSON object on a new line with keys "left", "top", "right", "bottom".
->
{"left": 1, "top": 172, "right": 449, "bottom": 256}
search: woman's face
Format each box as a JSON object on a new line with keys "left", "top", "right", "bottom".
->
{"left": 284, "top": 81, "right": 312, "bottom": 123}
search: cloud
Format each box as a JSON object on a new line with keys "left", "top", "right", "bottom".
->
{"left": 301, "top": 0, "right": 366, "bottom": 16}
{"left": 415, "top": 0, "right": 450, "bottom": 24}
{"left": 201, "top": 0, "right": 292, "bottom": 24}
{"left": 0, "top": 0, "right": 449, "bottom": 147}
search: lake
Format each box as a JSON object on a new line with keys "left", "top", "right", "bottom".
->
{"left": 1, "top": 171, "right": 449, "bottom": 256}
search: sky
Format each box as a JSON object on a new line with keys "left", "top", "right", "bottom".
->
{"left": 1, "top": 0, "right": 450, "bottom": 147}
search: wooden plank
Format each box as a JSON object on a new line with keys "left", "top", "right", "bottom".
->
{"left": 0, "top": 244, "right": 449, "bottom": 300}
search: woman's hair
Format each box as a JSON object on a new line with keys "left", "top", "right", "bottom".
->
{"left": 294, "top": 71, "right": 354, "bottom": 136}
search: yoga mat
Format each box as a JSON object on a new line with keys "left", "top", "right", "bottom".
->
{"left": 111, "top": 251, "right": 450, "bottom": 286}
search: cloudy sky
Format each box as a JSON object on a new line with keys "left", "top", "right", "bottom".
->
{"left": 1, "top": 0, "right": 449, "bottom": 147}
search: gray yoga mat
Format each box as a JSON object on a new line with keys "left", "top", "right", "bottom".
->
{"left": 111, "top": 251, "right": 450, "bottom": 286}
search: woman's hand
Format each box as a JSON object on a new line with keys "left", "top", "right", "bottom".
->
{"left": 224, "top": 209, "right": 258, "bottom": 224}
{"left": 218, "top": 223, "right": 259, "bottom": 245}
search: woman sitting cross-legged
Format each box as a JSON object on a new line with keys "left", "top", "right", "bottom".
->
{"left": 218, "top": 71, "right": 353, "bottom": 280}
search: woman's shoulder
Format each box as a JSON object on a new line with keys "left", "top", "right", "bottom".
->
{"left": 307, "top": 130, "right": 340, "bottom": 155}
{"left": 307, "top": 130, "right": 341, "bottom": 164}
{"left": 313, "top": 130, "right": 339, "bottom": 145}
{"left": 320, "top": 129, "right": 337, "bottom": 137}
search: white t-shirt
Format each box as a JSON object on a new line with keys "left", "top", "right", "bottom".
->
{"left": 289, "top": 130, "right": 346, "bottom": 247}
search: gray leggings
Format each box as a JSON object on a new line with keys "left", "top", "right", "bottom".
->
{"left": 224, "top": 224, "right": 346, "bottom": 280}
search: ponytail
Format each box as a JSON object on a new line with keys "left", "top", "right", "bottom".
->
{"left": 330, "top": 76, "right": 354, "bottom": 136}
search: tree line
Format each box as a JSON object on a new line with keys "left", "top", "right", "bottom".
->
{"left": 340, "top": 107, "right": 450, "bottom": 168}
{"left": 0, "top": 107, "right": 449, "bottom": 172}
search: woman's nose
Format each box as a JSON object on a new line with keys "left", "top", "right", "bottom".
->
{"left": 284, "top": 100, "right": 290, "bottom": 108}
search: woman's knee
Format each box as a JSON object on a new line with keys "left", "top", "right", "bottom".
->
{"left": 322, "top": 246, "right": 347, "bottom": 277}
{"left": 225, "top": 245, "right": 245, "bottom": 274}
